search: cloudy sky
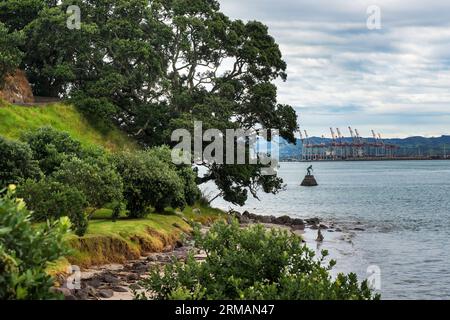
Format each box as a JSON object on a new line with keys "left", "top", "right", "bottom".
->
{"left": 219, "top": 0, "right": 450, "bottom": 138}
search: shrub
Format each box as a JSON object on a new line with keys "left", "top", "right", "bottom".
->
{"left": 0, "top": 136, "right": 42, "bottom": 187}
{"left": 16, "top": 179, "right": 88, "bottom": 236}
{"left": 138, "top": 220, "right": 379, "bottom": 300}
{"left": 52, "top": 156, "right": 123, "bottom": 218}
{"left": 0, "top": 185, "right": 70, "bottom": 300}
{"left": 147, "top": 146, "right": 201, "bottom": 206}
{"left": 21, "top": 126, "right": 83, "bottom": 175}
{"left": 113, "top": 150, "right": 186, "bottom": 217}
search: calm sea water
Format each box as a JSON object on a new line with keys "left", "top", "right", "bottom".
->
{"left": 206, "top": 161, "right": 450, "bottom": 300}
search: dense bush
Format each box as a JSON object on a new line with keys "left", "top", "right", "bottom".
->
{"left": 16, "top": 179, "right": 88, "bottom": 236}
{"left": 0, "top": 185, "right": 69, "bottom": 299}
{"left": 113, "top": 150, "right": 186, "bottom": 217}
{"left": 0, "top": 136, "right": 42, "bottom": 187}
{"left": 21, "top": 126, "right": 83, "bottom": 175}
{"left": 147, "top": 146, "right": 201, "bottom": 206}
{"left": 138, "top": 220, "right": 379, "bottom": 300}
{"left": 52, "top": 156, "right": 124, "bottom": 218}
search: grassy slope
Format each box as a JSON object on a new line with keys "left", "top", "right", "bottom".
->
{"left": 0, "top": 101, "right": 136, "bottom": 151}
{"left": 47, "top": 205, "right": 225, "bottom": 274}
{"left": 0, "top": 100, "right": 226, "bottom": 272}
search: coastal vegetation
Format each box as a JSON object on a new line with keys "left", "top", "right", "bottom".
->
{"left": 0, "top": 0, "right": 378, "bottom": 301}
{"left": 138, "top": 220, "right": 378, "bottom": 300}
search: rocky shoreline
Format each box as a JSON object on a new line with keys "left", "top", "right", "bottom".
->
{"left": 54, "top": 211, "right": 354, "bottom": 300}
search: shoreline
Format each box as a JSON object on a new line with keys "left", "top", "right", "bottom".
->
{"left": 54, "top": 210, "right": 360, "bottom": 300}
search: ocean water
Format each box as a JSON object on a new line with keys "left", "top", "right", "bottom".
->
{"left": 206, "top": 160, "right": 450, "bottom": 300}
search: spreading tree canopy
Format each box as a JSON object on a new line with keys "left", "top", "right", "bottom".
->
{"left": 0, "top": 0, "right": 299, "bottom": 205}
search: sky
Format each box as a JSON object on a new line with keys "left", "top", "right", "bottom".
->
{"left": 219, "top": 0, "right": 450, "bottom": 138}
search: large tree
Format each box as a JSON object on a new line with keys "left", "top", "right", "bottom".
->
{"left": 0, "top": 22, "right": 23, "bottom": 83}
{"left": 1, "top": 0, "right": 298, "bottom": 205}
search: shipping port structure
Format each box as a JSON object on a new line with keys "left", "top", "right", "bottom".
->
{"left": 300, "top": 127, "right": 401, "bottom": 161}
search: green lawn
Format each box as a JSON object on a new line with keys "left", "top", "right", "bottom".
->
{"left": 46, "top": 204, "right": 226, "bottom": 274}
{"left": 0, "top": 101, "right": 136, "bottom": 151}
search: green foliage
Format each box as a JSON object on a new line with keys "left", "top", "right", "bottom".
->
{"left": 0, "top": 0, "right": 47, "bottom": 31}
{"left": 113, "top": 150, "right": 186, "bottom": 217}
{"left": 21, "top": 126, "right": 83, "bottom": 175}
{"left": 16, "top": 179, "right": 88, "bottom": 236}
{"left": 0, "top": 136, "right": 42, "bottom": 187}
{"left": 139, "top": 220, "right": 379, "bottom": 300}
{"left": 0, "top": 186, "right": 69, "bottom": 300}
{"left": 0, "top": 22, "right": 24, "bottom": 82}
{"left": 52, "top": 156, "right": 124, "bottom": 217}
{"left": 147, "top": 146, "right": 201, "bottom": 206}
{"left": 0, "top": 0, "right": 299, "bottom": 206}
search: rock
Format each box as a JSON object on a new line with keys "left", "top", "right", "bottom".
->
{"left": 335, "top": 228, "right": 343, "bottom": 232}
{"left": 146, "top": 255, "right": 157, "bottom": 262}
{"left": 74, "top": 289, "right": 89, "bottom": 300}
{"left": 193, "top": 208, "right": 201, "bottom": 214}
{"left": 102, "top": 274, "right": 120, "bottom": 284}
{"left": 306, "top": 217, "right": 320, "bottom": 225}
{"left": 300, "top": 175, "right": 318, "bottom": 187}
{"left": 291, "top": 218, "right": 304, "bottom": 225}
{"left": 172, "top": 223, "right": 182, "bottom": 229}
{"left": 126, "top": 273, "right": 140, "bottom": 281}
{"left": 291, "top": 224, "right": 305, "bottom": 231}
{"left": 327, "top": 230, "right": 335, "bottom": 232}
{"left": 242, "top": 211, "right": 259, "bottom": 221}
{"left": 132, "top": 262, "right": 149, "bottom": 272}
{"left": 238, "top": 215, "right": 251, "bottom": 224}
{"left": 64, "top": 294, "right": 78, "bottom": 300}
{"left": 162, "top": 245, "right": 173, "bottom": 252}
{"left": 273, "top": 215, "right": 292, "bottom": 225}
{"left": 112, "top": 286, "right": 128, "bottom": 293}
{"left": 353, "top": 227, "right": 365, "bottom": 231}
{"left": 258, "top": 215, "right": 274, "bottom": 224}
{"left": 129, "top": 283, "right": 141, "bottom": 291}
{"left": 310, "top": 224, "right": 319, "bottom": 230}
{"left": 319, "top": 224, "right": 329, "bottom": 229}
{"left": 51, "top": 287, "right": 73, "bottom": 298}
{"left": 98, "top": 289, "right": 114, "bottom": 299}
{"left": 86, "top": 279, "right": 102, "bottom": 288}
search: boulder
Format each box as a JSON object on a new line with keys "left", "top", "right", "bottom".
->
{"left": 102, "top": 274, "right": 120, "bottom": 284}
{"left": 98, "top": 289, "right": 114, "bottom": 299}
{"left": 300, "top": 175, "right": 318, "bottom": 187}
{"left": 273, "top": 215, "right": 292, "bottom": 225}
{"left": 112, "top": 286, "right": 128, "bottom": 293}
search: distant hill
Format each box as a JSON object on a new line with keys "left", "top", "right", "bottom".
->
{"left": 279, "top": 135, "right": 450, "bottom": 160}
{"left": 0, "top": 101, "right": 137, "bottom": 151}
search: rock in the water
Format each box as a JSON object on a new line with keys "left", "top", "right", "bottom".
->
{"left": 306, "top": 217, "right": 320, "bottom": 225}
{"left": 98, "top": 289, "right": 114, "bottom": 298}
{"left": 301, "top": 175, "right": 318, "bottom": 187}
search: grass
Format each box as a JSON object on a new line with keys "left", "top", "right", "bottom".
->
{"left": 51, "top": 204, "right": 226, "bottom": 271}
{"left": 0, "top": 101, "right": 137, "bottom": 151}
